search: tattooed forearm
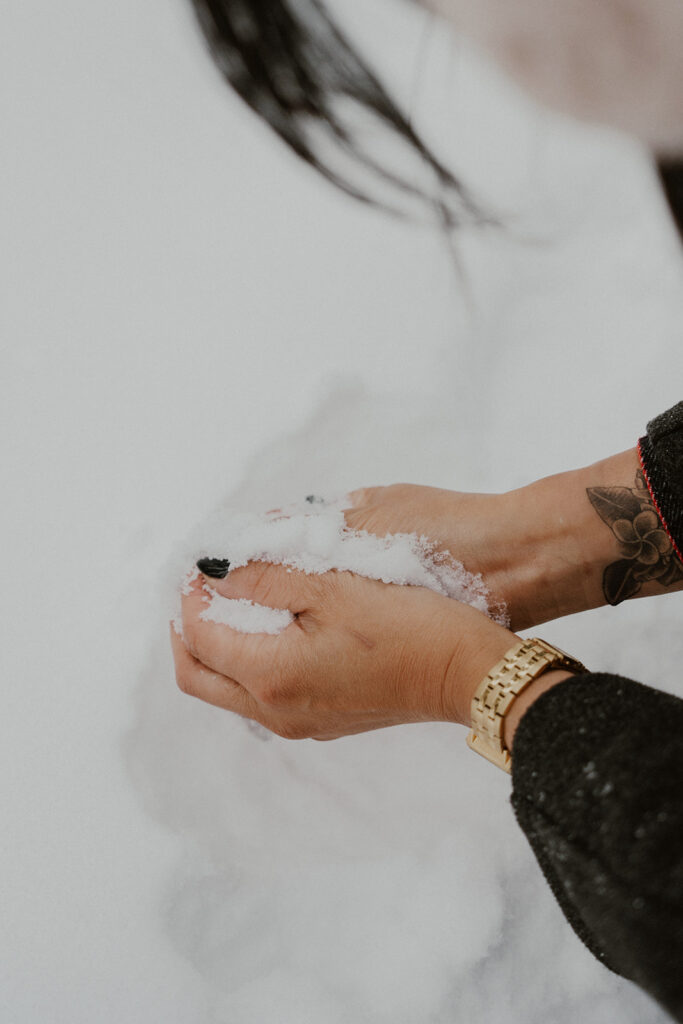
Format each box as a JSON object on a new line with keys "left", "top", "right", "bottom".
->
{"left": 587, "top": 470, "right": 683, "bottom": 605}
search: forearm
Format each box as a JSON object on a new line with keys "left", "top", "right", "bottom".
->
{"left": 433, "top": 441, "right": 683, "bottom": 730}
{"left": 441, "top": 613, "right": 683, "bottom": 1020}
{"left": 510, "top": 673, "right": 683, "bottom": 1022}
{"left": 490, "top": 446, "right": 683, "bottom": 630}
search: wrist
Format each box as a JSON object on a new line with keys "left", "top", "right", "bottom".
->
{"left": 441, "top": 615, "right": 520, "bottom": 727}
{"left": 465, "top": 639, "right": 583, "bottom": 771}
{"left": 502, "top": 668, "right": 573, "bottom": 751}
{"left": 493, "top": 448, "right": 641, "bottom": 629}
{"left": 439, "top": 612, "right": 583, "bottom": 751}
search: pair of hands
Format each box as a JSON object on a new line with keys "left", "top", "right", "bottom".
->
{"left": 171, "top": 450, "right": 642, "bottom": 747}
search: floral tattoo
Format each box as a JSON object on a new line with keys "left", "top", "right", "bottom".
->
{"left": 587, "top": 470, "right": 683, "bottom": 606}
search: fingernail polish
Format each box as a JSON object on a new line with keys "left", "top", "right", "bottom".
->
{"left": 196, "top": 557, "right": 231, "bottom": 579}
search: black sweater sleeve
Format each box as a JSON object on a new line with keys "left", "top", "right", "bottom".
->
{"left": 638, "top": 401, "right": 683, "bottom": 559}
{"left": 509, "top": 402, "right": 683, "bottom": 1021}
{"left": 511, "top": 674, "right": 683, "bottom": 1021}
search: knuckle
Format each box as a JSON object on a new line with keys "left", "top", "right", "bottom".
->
{"left": 255, "top": 675, "right": 286, "bottom": 708}
{"left": 252, "top": 646, "right": 310, "bottom": 707}
{"left": 273, "top": 720, "right": 309, "bottom": 741}
{"left": 256, "top": 675, "right": 289, "bottom": 707}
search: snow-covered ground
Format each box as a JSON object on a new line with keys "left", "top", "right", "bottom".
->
{"left": 3, "top": 2, "right": 683, "bottom": 1022}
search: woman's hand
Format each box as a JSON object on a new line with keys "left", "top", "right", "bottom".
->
{"left": 172, "top": 562, "right": 516, "bottom": 741}
{"left": 344, "top": 447, "right": 683, "bottom": 630}
{"left": 344, "top": 483, "right": 519, "bottom": 618}
{"left": 344, "top": 481, "right": 590, "bottom": 631}
{"left": 171, "top": 445, "right": 683, "bottom": 743}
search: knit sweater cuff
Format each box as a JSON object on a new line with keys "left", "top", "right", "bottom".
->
{"left": 638, "top": 400, "right": 683, "bottom": 564}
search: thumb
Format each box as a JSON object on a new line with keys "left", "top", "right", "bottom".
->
{"left": 197, "top": 559, "right": 312, "bottom": 614}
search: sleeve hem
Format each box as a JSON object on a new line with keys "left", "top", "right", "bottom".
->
{"left": 637, "top": 438, "right": 683, "bottom": 566}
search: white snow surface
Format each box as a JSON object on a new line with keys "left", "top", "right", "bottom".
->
{"left": 4, "top": 1, "right": 683, "bottom": 1023}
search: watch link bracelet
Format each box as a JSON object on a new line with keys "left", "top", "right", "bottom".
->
{"left": 467, "top": 638, "right": 588, "bottom": 774}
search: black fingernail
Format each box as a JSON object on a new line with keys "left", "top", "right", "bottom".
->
{"left": 196, "top": 557, "right": 231, "bottom": 579}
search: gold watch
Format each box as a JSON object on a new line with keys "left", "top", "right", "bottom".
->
{"left": 467, "top": 638, "right": 588, "bottom": 774}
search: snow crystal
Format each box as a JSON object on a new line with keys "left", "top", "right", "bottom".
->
{"left": 182, "top": 496, "right": 505, "bottom": 631}
{"left": 199, "top": 592, "right": 294, "bottom": 635}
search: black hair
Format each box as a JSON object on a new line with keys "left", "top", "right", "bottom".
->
{"left": 659, "top": 160, "right": 683, "bottom": 240}
{"left": 189, "top": 0, "right": 482, "bottom": 226}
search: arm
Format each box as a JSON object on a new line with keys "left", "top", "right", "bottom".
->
{"left": 510, "top": 674, "right": 683, "bottom": 1023}
{"left": 466, "top": 404, "right": 683, "bottom": 1018}
{"left": 345, "top": 403, "right": 683, "bottom": 630}
{"left": 172, "top": 402, "right": 683, "bottom": 1016}
{"left": 173, "top": 567, "right": 683, "bottom": 1019}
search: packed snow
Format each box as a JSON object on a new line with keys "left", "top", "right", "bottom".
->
{"left": 180, "top": 498, "right": 501, "bottom": 633}
{"left": 199, "top": 593, "right": 295, "bottom": 635}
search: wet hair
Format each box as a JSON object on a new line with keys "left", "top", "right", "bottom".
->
{"left": 189, "top": 0, "right": 481, "bottom": 226}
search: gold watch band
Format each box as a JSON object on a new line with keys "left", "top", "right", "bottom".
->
{"left": 466, "top": 638, "right": 588, "bottom": 774}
